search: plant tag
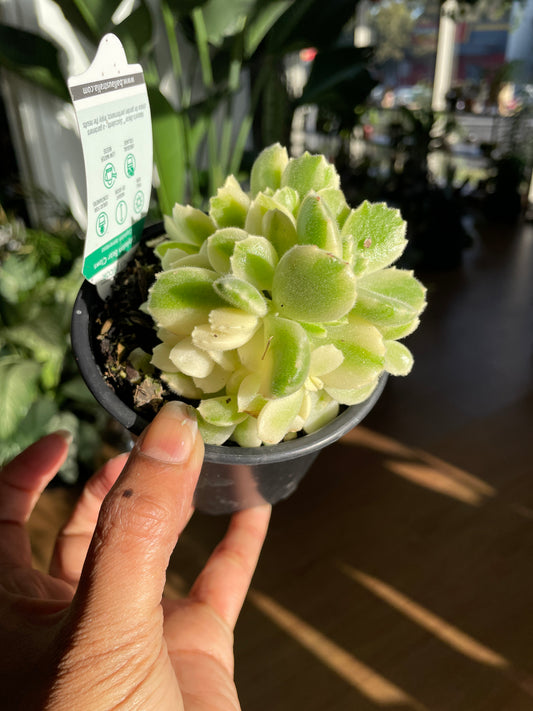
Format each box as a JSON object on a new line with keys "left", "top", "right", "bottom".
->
{"left": 68, "top": 33, "right": 152, "bottom": 284}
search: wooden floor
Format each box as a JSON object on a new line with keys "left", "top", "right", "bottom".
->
{"left": 29, "top": 218, "right": 533, "bottom": 710}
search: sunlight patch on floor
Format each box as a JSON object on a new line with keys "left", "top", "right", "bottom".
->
{"left": 249, "top": 589, "right": 428, "bottom": 709}
{"left": 385, "top": 459, "right": 492, "bottom": 506}
{"left": 341, "top": 565, "right": 508, "bottom": 668}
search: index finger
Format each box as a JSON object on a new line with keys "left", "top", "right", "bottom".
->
{"left": 0, "top": 431, "right": 70, "bottom": 569}
{"left": 188, "top": 504, "right": 271, "bottom": 629}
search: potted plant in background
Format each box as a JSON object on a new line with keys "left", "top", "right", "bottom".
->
{"left": 72, "top": 144, "right": 427, "bottom": 513}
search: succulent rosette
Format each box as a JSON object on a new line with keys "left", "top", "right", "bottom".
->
{"left": 145, "top": 144, "right": 426, "bottom": 446}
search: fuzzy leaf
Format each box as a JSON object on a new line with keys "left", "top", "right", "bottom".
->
{"left": 262, "top": 316, "right": 311, "bottom": 398}
{"left": 160, "top": 373, "right": 203, "bottom": 399}
{"left": 353, "top": 267, "right": 427, "bottom": 329}
{"left": 197, "top": 415, "right": 236, "bottom": 445}
{"left": 207, "top": 228, "right": 248, "bottom": 274}
{"left": 281, "top": 152, "right": 340, "bottom": 196}
{"left": 213, "top": 275, "right": 268, "bottom": 316}
{"left": 322, "top": 315, "right": 385, "bottom": 389}
{"left": 244, "top": 192, "right": 293, "bottom": 235}
{"left": 209, "top": 175, "right": 250, "bottom": 228}
{"left": 257, "top": 388, "right": 305, "bottom": 444}
{"left": 232, "top": 415, "right": 262, "bottom": 447}
{"left": 230, "top": 236, "right": 279, "bottom": 292}
{"left": 296, "top": 192, "right": 342, "bottom": 257}
{"left": 272, "top": 245, "right": 356, "bottom": 323}
{"left": 341, "top": 201, "right": 407, "bottom": 275}
{"left": 324, "top": 378, "right": 379, "bottom": 406}
{"left": 384, "top": 340, "right": 414, "bottom": 376}
{"left": 169, "top": 337, "right": 215, "bottom": 377}
{"left": 147, "top": 267, "right": 224, "bottom": 335}
{"left": 250, "top": 143, "right": 289, "bottom": 197}
{"left": 309, "top": 344, "right": 344, "bottom": 377}
{"left": 262, "top": 208, "right": 298, "bottom": 257}
{"left": 197, "top": 395, "right": 248, "bottom": 427}
{"left": 164, "top": 204, "right": 216, "bottom": 246}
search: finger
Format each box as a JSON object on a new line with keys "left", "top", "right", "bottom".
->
{"left": 189, "top": 504, "right": 271, "bottom": 629}
{"left": 49, "top": 453, "right": 129, "bottom": 586}
{"left": 72, "top": 401, "right": 204, "bottom": 628}
{"left": 0, "top": 431, "right": 71, "bottom": 569}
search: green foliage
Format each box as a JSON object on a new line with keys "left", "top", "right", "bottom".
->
{"left": 146, "top": 145, "right": 427, "bottom": 446}
{"left": 0, "top": 207, "right": 107, "bottom": 480}
{"left": 0, "top": 0, "right": 371, "bottom": 213}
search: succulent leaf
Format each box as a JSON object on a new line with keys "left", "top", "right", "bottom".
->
{"left": 198, "top": 395, "right": 247, "bottom": 427}
{"left": 296, "top": 192, "right": 342, "bottom": 257}
{"left": 169, "top": 336, "right": 214, "bottom": 378}
{"left": 147, "top": 267, "right": 224, "bottom": 335}
{"left": 272, "top": 245, "right": 357, "bottom": 323}
{"left": 341, "top": 201, "right": 407, "bottom": 275}
{"left": 281, "top": 152, "right": 340, "bottom": 196}
{"left": 250, "top": 143, "right": 289, "bottom": 197}
{"left": 209, "top": 175, "right": 250, "bottom": 228}
{"left": 257, "top": 388, "right": 305, "bottom": 444}
{"left": 353, "top": 267, "right": 427, "bottom": 329}
{"left": 262, "top": 315, "right": 311, "bottom": 399}
{"left": 262, "top": 209, "right": 298, "bottom": 257}
{"left": 322, "top": 315, "right": 385, "bottom": 389}
{"left": 232, "top": 415, "right": 262, "bottom": 447}
{"left": 146, "top": 145, "right": 426, "bottom": 447}
{"left": 323, "top": 378, "right": 380, "bottom": 406}
{"left": 384, "top": 340, "right": 414, "bottom": 376}
{"left": 206, "top": 227, "right": 249, "bottom": 274}
{"left": 230, "top": 235, "right": 279, "bottom": 291}
{"left": 213, "top": 275, "right": 268, "bottom": 316}
{"left": 164, "top": 204, "right": 216, "bottom": 246}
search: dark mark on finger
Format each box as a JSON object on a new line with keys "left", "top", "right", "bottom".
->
{"left": 122, "top": 488, "right": 134, "bottom": 498}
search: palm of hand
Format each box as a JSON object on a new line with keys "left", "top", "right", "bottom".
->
{"left": 0, "top": 429, "right": 269, "bottom": 711}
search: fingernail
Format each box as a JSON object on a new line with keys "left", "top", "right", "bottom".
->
{"left": 54, "top": 429, "right": 74, "bottom": 447}
{"left": 140, "top": 401, "right": 198, "bottom": 463}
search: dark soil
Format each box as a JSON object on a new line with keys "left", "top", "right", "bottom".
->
{"left": 93, "top": 239, "right": 176, "bottom": 420}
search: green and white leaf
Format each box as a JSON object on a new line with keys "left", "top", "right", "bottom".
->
{"left": 384, "top": 340, "right": 414, "bottom": 376}
{"left": 209, "top": 175, "right": 250, "bottom": 228}
{"left": 296, "top": 192, "right": 342, "bottom": 257}
{"left": 164, "top": 204, "right": 215, "bottom": 246}
{"left": 250, "top": 143, "right": 289, "bottom": 196}
{"left": 341, "top": 201, "right": 407, "bottom": 275}
{"left": 206, "top": 228, "right": 248, "bottom": 274}
{"left": 257, "top": 388, "right": 305, "bottom": 445}
{"left": 197, "top": 395, "right": 248, "bottom": 427}
{"left": 230, "top": 236, "right": 279, "bottom": 292}
{"left": 213, "top": 275, "right": 268, "bottom": 316}
{"left": 322, "top": 315, "right": 385, "bottom": 389}
{"left": 272, "top": 245, "right": 357, "bottom": 323}
{"left": 281, "top": 152, "right": 340, "bottom": 197}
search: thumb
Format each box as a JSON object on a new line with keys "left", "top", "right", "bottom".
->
{"left": 73, "top": 401, "right": 204, "bottom": 628}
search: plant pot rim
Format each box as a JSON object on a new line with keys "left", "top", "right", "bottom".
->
{"left": 71, "top": 228, "right": 387, "bottom": 465}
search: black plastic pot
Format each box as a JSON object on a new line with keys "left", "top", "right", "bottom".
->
{"left": 71, "top": 239, "right": 387, "bottom": 514}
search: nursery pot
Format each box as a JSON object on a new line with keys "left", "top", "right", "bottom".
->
{"left": 71, "top": 228, "right": 387, "bottom": 514}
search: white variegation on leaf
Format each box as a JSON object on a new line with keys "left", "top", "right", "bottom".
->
{"left": 143, "top": 145, "right": 427, "bottom": 446}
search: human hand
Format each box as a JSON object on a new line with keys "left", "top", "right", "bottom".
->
{"left": 0, "top": 401, "right": 271, "bottom": 710}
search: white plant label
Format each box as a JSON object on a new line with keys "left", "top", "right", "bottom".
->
{"left": 68, "top": 33, "right": 152, "bottom": 284}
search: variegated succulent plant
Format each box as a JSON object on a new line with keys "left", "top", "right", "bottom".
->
{"left": 145, "top": 144, "right": 426, "bottom": 446}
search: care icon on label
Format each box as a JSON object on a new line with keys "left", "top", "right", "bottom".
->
{"left": 96, "top": 211, "right": 109, "bottom": 236}
{"left": 125, "top": 153, "right": 136, "bottom": 177}
{"left": 116, "top": 200, "right": 127, "bottom": 225}
{"left": 103, "top": 162, "right": 117, "bottom": 188}
{"left": 133, "top": 190, "right": 144, "bottom": 214}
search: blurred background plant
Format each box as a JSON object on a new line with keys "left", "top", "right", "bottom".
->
{"left": 0, "top": 204, "right": 108, "bottom": 480}
{"left": 0, "top": 0, "right": 375, "bottom": 214}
